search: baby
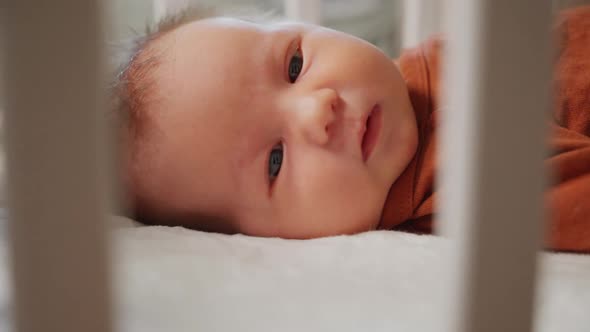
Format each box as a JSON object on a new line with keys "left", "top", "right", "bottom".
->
{"left": 113, "top": 5, "right": 590, "bottom": 252}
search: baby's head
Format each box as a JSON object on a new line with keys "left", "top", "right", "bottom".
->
{"left": 113, "top": 6, "right": 418, "bottom": 238}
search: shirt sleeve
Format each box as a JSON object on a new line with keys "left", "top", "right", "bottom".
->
{"left": 543, "top": 6, "right": 590, "bottom": 252}
{"left": 552, "top": 6, "right": 590, "bottom": 137}
{"left": 545, "top": 124, "right": 590, "bottom": 252}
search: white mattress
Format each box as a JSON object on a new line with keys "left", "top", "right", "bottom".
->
{"left": 1, "top": 216, "right": 590, "bottom": 332}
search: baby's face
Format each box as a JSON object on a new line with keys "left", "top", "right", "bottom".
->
{"left": 134, "top": 18, "right": 418, "bottom": 238}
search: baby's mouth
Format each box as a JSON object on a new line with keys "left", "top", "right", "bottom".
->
{"left": 361, "top": 104, "right": 382, "bottom": 162}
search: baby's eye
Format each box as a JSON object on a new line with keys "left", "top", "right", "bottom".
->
{"left": 268, "top": 142, "right": 283, "bottom": 182}
{"left": 288, "top": 48, "right": 303, "bottom": 83}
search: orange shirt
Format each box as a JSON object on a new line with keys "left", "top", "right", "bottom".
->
{"left": 378, "top": 6, "right": 590, "bottom": 253}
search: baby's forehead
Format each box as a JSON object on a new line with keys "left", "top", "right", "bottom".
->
{"left": 151, "top": 21, "right": 277, "bottom": 114}
{"left": 155, "top": 15, "right": 298, "bottom": 65}
{"left": 144, "top": 16, "right": 310, "bottom": 146}
{"left": 161, "top": 16, "right": 267, "bottom": 47}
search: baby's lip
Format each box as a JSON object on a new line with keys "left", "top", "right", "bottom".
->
{"left": 360, "top": 104, "right": 382, "bottom": 162}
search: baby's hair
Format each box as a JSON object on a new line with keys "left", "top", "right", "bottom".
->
{"left": 109, "top": 4, "right": 280, "bottom": 228}
{"left": 110, "top": 5, "right": 218, "bottom": 147}
{"left": 108, "top": 5, "right": 221, "bottom": 225}
{"left": 110, "top": 4, "right": 280, "bottom": 141}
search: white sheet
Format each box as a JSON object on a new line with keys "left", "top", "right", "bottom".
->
{"left": 1, "top": 216, "right": 589, "bottom": 332}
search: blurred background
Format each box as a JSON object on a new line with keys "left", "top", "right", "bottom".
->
{"left": 108, "top": 0, "right": 590, "bottom": 61}
{"left": 110, "top": 0, "right": 403, "bottom": 57}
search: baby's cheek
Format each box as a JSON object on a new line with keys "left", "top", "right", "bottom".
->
{"left": 290, "top": 163, "right": 380, "bottom": 234}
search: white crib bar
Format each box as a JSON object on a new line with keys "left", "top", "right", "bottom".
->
{"left": 3, "top": 2, "right": 112, "bottom": 332}
{"left": 439, "top": 1, "right": 552, "bottom": 332}
{"left": 284, "top": 0, "right": 322, "bottom": 24}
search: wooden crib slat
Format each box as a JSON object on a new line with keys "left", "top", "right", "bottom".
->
{"left": 3, "top": 2, "right": 112, "bottom": 332}
{"left": 438, "top": 1, "right": 552, "bottom": 332}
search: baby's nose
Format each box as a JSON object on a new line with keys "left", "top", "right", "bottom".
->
{"left": 294, "top": 88, "right": 339, "bottom": 146}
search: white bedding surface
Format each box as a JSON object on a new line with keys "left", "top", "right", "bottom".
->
{"left": 1, "top": 216, "right": 590, "bottom": 332}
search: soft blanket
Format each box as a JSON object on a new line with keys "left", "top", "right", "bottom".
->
{"left": 3, "top": 217, "right": 587, "bottom": 332}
